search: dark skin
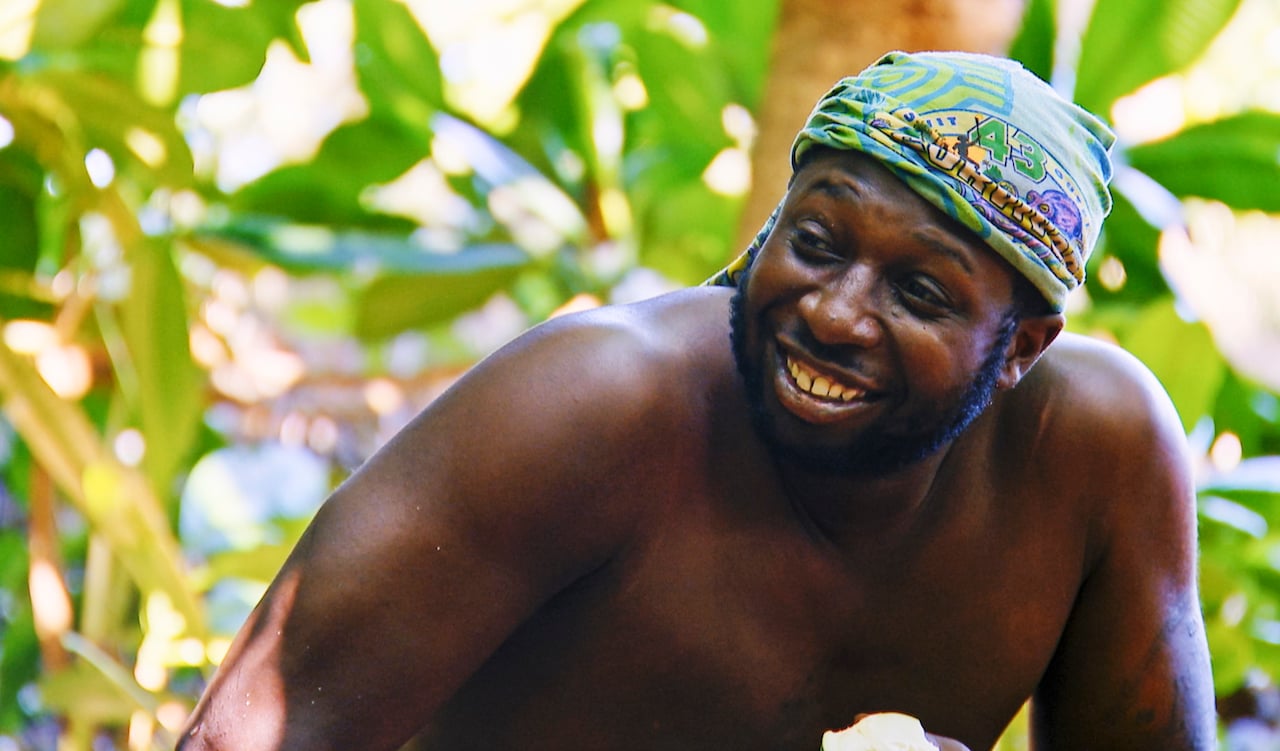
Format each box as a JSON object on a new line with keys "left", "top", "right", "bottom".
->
{"left": 177, "top": 150, "right": 1215, "bottom": 751}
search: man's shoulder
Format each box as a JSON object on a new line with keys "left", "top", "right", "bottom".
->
{"left": 1015, "top": 331, "right": 1190, "bottom": 486}
{"left": 1032, "top": 332, "right": 1181, "bottom": 429}
{"left": 516, "top": 286, "right": 733, "bottom": 394}
{"left": 461, "top": 286, "right": 735, "bottom": 444}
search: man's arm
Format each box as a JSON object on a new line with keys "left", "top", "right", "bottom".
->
{"left": 1030, "top": 341, "right": 1216, "bottom": 749}
{"left": 177, "top": 309, "right": 659, "bottom": 751}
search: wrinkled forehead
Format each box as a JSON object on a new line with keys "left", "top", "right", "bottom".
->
{"left": 788, "top": 147, "right": 1023, "bottom": 281}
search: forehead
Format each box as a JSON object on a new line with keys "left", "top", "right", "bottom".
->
{"left": 791, "top": 148, "right": 961, "bottom": 226}
{"left": 788, "top": 149, "right": 1016, "bottom": 272}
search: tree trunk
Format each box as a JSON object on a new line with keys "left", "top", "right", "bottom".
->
{"left": 737, "top": 0, "right": 1027, "bottom": 249}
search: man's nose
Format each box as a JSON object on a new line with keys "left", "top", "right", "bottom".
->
{"left": 797, "top": 267, "right": 884, "bottom": 349}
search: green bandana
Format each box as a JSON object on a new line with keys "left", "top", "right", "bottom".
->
{"left": 709, "top": 51, "right": 1116, "bottom": 312}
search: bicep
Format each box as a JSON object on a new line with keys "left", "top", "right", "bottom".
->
{"left": 1030, "top": 540, "right": 1215, "bottom": 749}
{"left": 182, "top": 320, "right": 649, "bottom": 751}
{"left": 1030, "top": 386, "right": 1215, "bottom": 750}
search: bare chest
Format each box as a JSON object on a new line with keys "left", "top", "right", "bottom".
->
{"left": 424, "top": 479, "right": 1088, "bottom": 750}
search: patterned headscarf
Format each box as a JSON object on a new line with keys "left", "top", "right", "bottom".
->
{"left": 708, "top": 51, "right": 1116, "bottom": 312}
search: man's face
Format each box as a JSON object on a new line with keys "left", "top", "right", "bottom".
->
{"left": 729, "top": 149, "right": 1024, "bottom": 477}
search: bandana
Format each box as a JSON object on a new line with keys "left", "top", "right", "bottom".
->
{"left": 708, "top": 51, "right": 1116, "bottom": 312}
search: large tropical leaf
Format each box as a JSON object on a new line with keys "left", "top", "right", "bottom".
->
{"left": 1126, "top": 112, "right": 1280, "bottom": 212}
{"left": 354, "top": 249, "right": 532, "bottom": 340}
{"left": 1007, "top": 0, "right": 1056, "bottom": 84}
{"left": 1120, "top": 298, "right": 1227, "bottom": 433}
{"left": 1074, "top": 0, "right": 1242, "bottom": 114}
{"left": 0, "top": 148, "right": 41, "bottom": 276}
{"left": 352, "top": 0, "right": 445, "bottom": 121}
{"left": 177, "top": 0, "right": 312, "bottom": 96}
{"left": 116, "top": 240, "right": 204, "bottom": 495}
{"left": 674, "top": 0, "right": 780, "bottom": 108}
{"left": 0, "top": 344, "right": 203, "bottom": 631}
{"left": 1086, "top": 189, "right": 1169, "bottom": 306}
{"left": 229, "top": 117, "right": 431, "bottom": 228}
{"left": 29, "top": 0, "right": 130, "bottom": 50}
{"left": 24, "top": 68, "right": 195, "bottom": 187}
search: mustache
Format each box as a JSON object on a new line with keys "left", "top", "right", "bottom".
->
{"left": 775, "top": 319, "right": 878, "bottom": 378}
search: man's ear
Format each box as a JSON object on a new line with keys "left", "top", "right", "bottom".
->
{"left": 998, "top": 312, "right": 1064, "bottom": 389}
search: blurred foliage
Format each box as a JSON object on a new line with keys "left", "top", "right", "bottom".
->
{"left": 0, "top": 0, "right": 1275, "bottom": 749}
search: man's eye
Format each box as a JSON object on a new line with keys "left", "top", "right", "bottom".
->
{"left": 790, "top": 227, "right": 836, "bottom": 260}
{"left": 896, "top": 278, "right": 950, "bottom": 313}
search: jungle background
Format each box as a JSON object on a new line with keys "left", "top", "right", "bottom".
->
{"left": 0, "top": 0, "right": 1278, "bottom": 748}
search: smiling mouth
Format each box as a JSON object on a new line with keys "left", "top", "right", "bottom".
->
{"left": 785, "top": 355, "right": 870, "bottom": 402}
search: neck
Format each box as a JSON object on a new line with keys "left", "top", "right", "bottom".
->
{"left": 775, "top": 442, "right": 957, "bottom": 547}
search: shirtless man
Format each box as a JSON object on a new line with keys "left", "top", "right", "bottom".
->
{"left": 177, "top": 51, "right": 1216, "bottom": 750}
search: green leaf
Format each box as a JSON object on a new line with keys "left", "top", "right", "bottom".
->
{"left": 0, "top": 346, "right": 204, "bottom": 634}
{"left": 629, "top": 26, "right": 734, "bottom": 173}
{"left": 0, "top": 148, "right": 42, "bottom": 274}
{"left": 1120, "top": 298, "right": 1226, "bottom": 433}
{"left": 231, "top": 117, "right": 431, "bottom": 227}
{"left": 673, "top": 0, "right": 781, "bottom": 108}
{"left": 354, "top": 246, "right": 533, "bottom": 340}
{"left": 0, "top": 535, "right": 35, "bottom": 731}
{"left": 201, "top": 221, "right": 523, "bottom": 276}
{"left": 116, "top": 241, "right": 204, "bottom": 495}
{"left": 1007, "top": 0, "right": 1056, "bottom": 83}
{"left": 178, "top": 0, "right": 311, "bottom": 95}
{"left": 353, "top": 0, "right": 445, "bottom": 121}
{"left": 30, "top": 0, "right": 128, "bottom": 50}
{"left": 39, "top": 661, "right": 141, "bottom": 725}
{"left": 509, "top": 38, "right": 593, "bottom": 184}
{"left": 1126, "top": 112, "right": 1280, "bottom": 212}
{"left": 1086, "top": 189, "right": 1168, "bottom": 306}
{"left": 1075, "top": 0, "right": 1242, "bottom": 114}
{"left": 636, "top": 180, "right": 738, "bottom": 284}
{"left": 31, "top": 69, "right": 195, "bottom": 187}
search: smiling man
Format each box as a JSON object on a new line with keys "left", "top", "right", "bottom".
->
{"left": 178, "top": 52, "right": 1216, "bottom": 751}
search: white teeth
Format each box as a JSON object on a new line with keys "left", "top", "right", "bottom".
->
{"left": 786, "top": 357, "right": 864, "bottom": 402}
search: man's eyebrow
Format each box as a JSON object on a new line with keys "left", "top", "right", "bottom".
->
{"left": 912, "top": 230, "right": 976, "bottom": 276}
{"left": 811, "top": 177, "right": 864, "bottom": 201}
{"left": 807, "top": 175, "right": 977, "bottom": 276}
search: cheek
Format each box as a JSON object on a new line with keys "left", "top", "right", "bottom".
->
{"left": 894, "top": 327, "right": 981, "bottom": 399}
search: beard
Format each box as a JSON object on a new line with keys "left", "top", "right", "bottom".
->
{"left": 728, "top": 274, "right": 1016, "bottom": 478}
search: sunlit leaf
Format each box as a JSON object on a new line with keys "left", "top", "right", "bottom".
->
{"left": 202, "top": 221, "right": 524, "bottom": 276}
{"left": 354, "top": 245, "right": 533, "bottom": 339}
{"left": 675, "top": 0, "right": 781, "bottom": 108}
{"left": 636, "top": 181, "right": 738, "bottom": 284}
{"left": 30, "top": 0, "right": 127, "bottom": 51}
{"left": 353, "top": 0, "right": 445, "bottom": 119}
{"left": 0, "top": 346, "right": 203, "bottom": 632}
{"left": 1007, "top": 0, "right": 1056, "bottom": 84}
{"left": 1126, "top": 112, "right": 1280, "bottom": 212}
{"left": 178, "top": 0, "right": 312, "bottom": 95}
{"left": 1075, "top": 0, "right": 1243, "bottom": 114}
{"left": 29, "top": 69, "right": 195, "bottom": 186}
{"left": 198, "top": 541, "right": 297, "bottom": 587}
{"left": 1206, "top": 617, "right": 1256, "bottom": 693}
{"left": 1213, "top": 373, "right": 1279, "bottom": 456}
{"left": 1085, "top": 189, "right": 1168, "bottom": 306}
{"left": 39, "top": 661, "right": 140, "bottom": 725}
{"left": 629, "top": 26, "right": 734, "bottom": 175}
{"left": 116, "top": 240, "right": 203, "bottom": 495}
{"left": 1120, "top": 298, "right": 1226, "bottom": 433}
{"left": 0, "top": 534, "right": 35, "bottom": 731}
{"left": 231, "top": 118, "right": 430, "bottom": 227}
{"left": 509, "top": 37, "right": 593, "bottom": 185}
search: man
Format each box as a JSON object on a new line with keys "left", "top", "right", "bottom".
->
{"left": 177, "top": 51, "right": 1216, "bottom": 750}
